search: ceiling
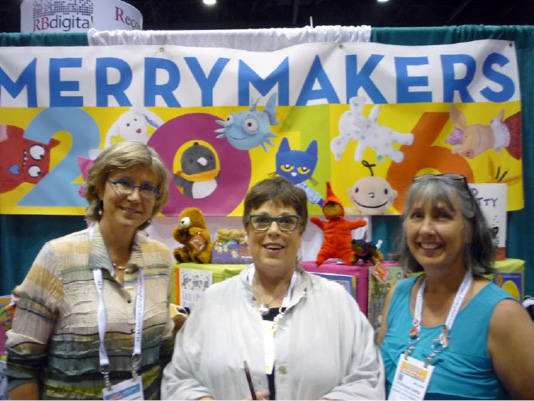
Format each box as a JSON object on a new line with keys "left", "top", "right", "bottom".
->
{"left": 1, "top": 0, "right": 533, "bottom": 33}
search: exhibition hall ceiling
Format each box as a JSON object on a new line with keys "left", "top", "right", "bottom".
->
{"left": 1, "top": 0, "right": 532, "bottom": 33}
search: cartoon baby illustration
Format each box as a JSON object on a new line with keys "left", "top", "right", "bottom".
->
{"left": 346, "top": 161, "right": 398, "bottom": 215}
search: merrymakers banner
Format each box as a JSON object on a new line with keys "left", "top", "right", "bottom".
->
{"left": 0, "top": 39, "right": 523, "bottom": 217}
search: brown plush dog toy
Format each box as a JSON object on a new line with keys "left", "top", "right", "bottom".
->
{"left": 173, "top": 207, "right": 212, "bottom": 264}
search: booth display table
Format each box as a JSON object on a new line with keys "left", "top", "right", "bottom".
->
{"left": 173, "top": 262, "right": 247, "bottom": 307}
{"left": 299, "top": 260, "right": 404, "bottom": 325}
{"left": 172, "top": 258, "right": 525, "bottom": 321}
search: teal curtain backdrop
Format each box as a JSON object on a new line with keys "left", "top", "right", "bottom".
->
{"left": 0, "top": 26, "right": 532, "bottom": 295}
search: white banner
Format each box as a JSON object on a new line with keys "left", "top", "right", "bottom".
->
{"left": 0, "top": 40, "right": 520, "bottom": 108}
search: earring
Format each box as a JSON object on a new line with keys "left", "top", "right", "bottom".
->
{"left": 98, "top": 200, "right": 103, "bottom": 216}
{"left": 146, "top": 218, "right": 152, "bottom": 225}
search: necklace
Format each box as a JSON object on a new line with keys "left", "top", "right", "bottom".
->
{"left": 255, "top": 282, "right": 290, "bottom": 316}
{"left": 112, "top": 262, "right": 126, "bottom": 271}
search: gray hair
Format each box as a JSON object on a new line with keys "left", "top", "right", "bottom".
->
{"left": 242, "top": 175, "right": 308, "bottom": 234}
{"left": 393, "top": 174, "right": 496, "bottom": 278}
{"left": 84, "top": 141, "right": 170, "bottom": 230}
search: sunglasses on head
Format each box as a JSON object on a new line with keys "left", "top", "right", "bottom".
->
{"left": 413, "top": 173, "right": 467, "bottom": 184}
{"left": 413, "top": 173, "right": 475, "bottom": 200}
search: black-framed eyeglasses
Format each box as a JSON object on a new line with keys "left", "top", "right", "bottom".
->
{"left": 107, "top": 178, "right": 160, "bottom": 200}
{"left": 248, "top": 214, "right": 301, "bottom": 232}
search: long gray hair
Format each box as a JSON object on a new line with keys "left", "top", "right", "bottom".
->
{"left": 393, "top": 174, "right": 496, "bottom": 278}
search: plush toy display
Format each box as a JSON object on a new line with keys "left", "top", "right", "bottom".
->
{"left": 214, "top": 228, "right": 248, "bottom": 247}
{"left": 211, "top": 228, "right": 252, "bottom": 264}
{"left": 310, "top": 182, "right": 367, "bottom": 265}
{"left": 173, "top": 207, "right": 212, "bottom": 264}
{"left": 350, "top": 239, "right": 384, "bottom": 265}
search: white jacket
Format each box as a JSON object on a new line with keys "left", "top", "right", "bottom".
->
{"left": 161, "top": 264, "right": 385, "bottom": 400}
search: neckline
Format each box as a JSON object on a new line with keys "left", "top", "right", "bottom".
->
{"left": 408, "top": 275, "right": 490, "bottom": 329}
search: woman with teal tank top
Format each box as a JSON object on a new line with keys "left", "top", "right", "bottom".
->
{"left": 377, "top": 174, "right": 534, "bottom": 400}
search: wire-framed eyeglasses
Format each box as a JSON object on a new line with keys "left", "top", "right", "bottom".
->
{"left": 413, "top": 173, "right": 468, "bottom": 184}
{"left": 413, "top": 173, "right": 474, "bottom": 199}
{"left": 107, "top": 178, "right": 160, "bottom": 199}
{"left": 248, "top": 214, "right": 301, "bottom": 232}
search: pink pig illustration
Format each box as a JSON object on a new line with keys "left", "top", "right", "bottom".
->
{"left": 446, "top": 104, "right": 521, "bottom": 160}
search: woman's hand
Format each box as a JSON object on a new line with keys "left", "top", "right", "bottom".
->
{"left": 243, "top": 390, "right": 270, "bottom": 400}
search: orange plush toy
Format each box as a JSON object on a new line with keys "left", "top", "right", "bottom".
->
{"left": 310, "top": 182, "right": 367, "bottom": 265}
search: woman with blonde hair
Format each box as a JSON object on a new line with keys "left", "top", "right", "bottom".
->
{"left": 7, "top": 141, "right": 175, "bottom": 400}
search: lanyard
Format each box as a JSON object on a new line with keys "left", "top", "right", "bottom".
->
{"left": 248, "top": 266, "right": 298, "bottom": 375}
{"left": 89, "top": 225, "right": 145, "bottom": 387}
{"left": 406, "top": 271, "right": 472, "bottom": 367}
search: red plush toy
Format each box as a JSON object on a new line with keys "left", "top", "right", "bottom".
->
{"left": 310, "top": 182, "right": 367, "bottom": 265}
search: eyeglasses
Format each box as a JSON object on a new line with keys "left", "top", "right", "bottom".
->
{"left": 413, "top": 173, "right": 468, "bottom": 184}
{"left": 107, "top": 178, "right": 160, "bottom": 199}
{"left": 413, "top": 173, "right": 474, "bottom": 199}
{"left": 248, "top": 214, "right": 301, "bottom": 232}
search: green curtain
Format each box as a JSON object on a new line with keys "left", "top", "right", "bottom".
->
{"left": 0, "top": 26, "right": 532, "bottom": 295}
{"left": 0, "top": 32, "right": 89, "bottom": 294}
{"left": 0, "top": 32, "right": 88, "bottom": 46}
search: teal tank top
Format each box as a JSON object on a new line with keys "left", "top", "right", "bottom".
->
{"left": 380, "top": 276, "right": 513, "bottom": 400}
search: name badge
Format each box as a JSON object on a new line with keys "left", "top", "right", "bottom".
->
{"left": 262, "top": 320, "right": 276, "bottom": 375}
{"left": 388, "top": 355, "right": 434, "bottom": 400}
{"left": 103, "top": 376, "right": 144, "bottom": 400}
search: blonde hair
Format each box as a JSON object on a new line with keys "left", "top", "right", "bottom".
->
{"left": 84, "top": 141, "right": 169, "bottom": 230}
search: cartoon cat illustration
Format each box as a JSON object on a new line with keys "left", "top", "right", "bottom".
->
{"left": 276, "top": 137, "right": 324, "bottom": 207}
{"left": 0, "top": 124, "right": 60, "bottom": 194}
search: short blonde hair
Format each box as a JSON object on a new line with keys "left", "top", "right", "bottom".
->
{"left": 84, "top": 141, "right": 169, "bottom": 230}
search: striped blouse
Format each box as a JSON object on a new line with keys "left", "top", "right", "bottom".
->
{"left": 6, "top": 224, "right": 175, "bottom": 400}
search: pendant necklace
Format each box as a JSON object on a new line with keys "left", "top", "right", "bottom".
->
{"left": 248, "top": 266, "right": 299, "bottom": 317}
{"left": 256, "top": 282, "right": 290, "bottom": 316}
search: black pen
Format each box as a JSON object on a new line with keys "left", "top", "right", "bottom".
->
{"left": 243, "top": 360, "right": 257, "bottom": 400}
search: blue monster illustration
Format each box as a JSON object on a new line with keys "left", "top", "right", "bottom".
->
{"left": 276, "top": 137, "right": 324, "bottom": 207}
{"left": 215, "top": 92, "right": 279, "bottom": 151}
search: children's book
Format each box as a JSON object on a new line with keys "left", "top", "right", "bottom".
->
{"left": 368, "top": 266, "right": 405, "bottom": 339}
{"left": 311, "top": 272, "right": 357, "bottom": 299}
{"left": 177, "top": 268, "right": 213, "bottom": 311}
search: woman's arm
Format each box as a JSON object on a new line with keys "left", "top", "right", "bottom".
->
{"left": 9, "top": 381, "right": 39, "bottom": 400}
{"left": 320, "top": 289, "right": 386, "bottom": 400}
{"left": 160, "top": 301, "right": 213, "bottom": 400}
{"left": 488, "top": 298, "right": 534, "bottom": 399}
{"left": 5, "top": 242, "right": 61, "bottom": 398}
{"left": 376, "top": 282, "right": 398, "bottom": 347}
